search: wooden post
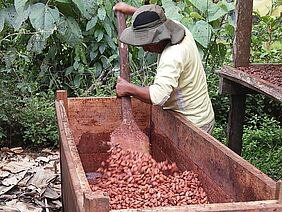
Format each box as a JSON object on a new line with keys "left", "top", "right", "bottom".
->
{"left": 56, "top": 90, "right": 68, "bottom": 116}
{"left": 276, "top": 180, "right": 282, "bottom": 204}
{"left": 233, "top": 0, "right": 253, "bottom": 67}
{"left": 227, "top": 94, "right": 246, "bottom": 155}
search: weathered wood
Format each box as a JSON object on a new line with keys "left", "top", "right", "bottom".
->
{"left": 56, "top": 101, "right": 83, "bottom": 212}
{"left": 56, "top": 90, "right": 68, "bottom": 115}
{"left": 219, "top": 66, "right": 282, "bottom": 102}
{"left": 114, "top": 200, "right": 282, "bottom": 212}
{"left": 276, "top": 180, "right": 282, "bottom": 204}
{"left": 227, "top": 94, "right": 246, "bottom": 155}
{"left": 219, "top": 78, "right": 256, "bottom": 95}
{"left": 233, "top": 0, "right": 253, "bottom": 67}
{"left": 67, "top": 97, "right": 151, "bottom": 145}
{"left": 56, "top": 100, "right": 109, "bottom": 211}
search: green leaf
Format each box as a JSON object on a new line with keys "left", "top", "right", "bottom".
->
{"left": 58, "top": 16, "right": 83, "bottom": 46}
{"left": 73, "top": 75, "right": 81, "bottom": 87}
{"left": 72, "top": 0, "right": 89, "bottom": 18}
{"left": 207, "top": 2, "right": 233, "bottom": 22}
{"left": 14, "top": 6, "right": 30, "bottom": 31}
{"left": 72, "top": 0, "right": 97, "bottom": 19}
{"left": 95, "top": 29, "right": 103, "bottom": 42}
{"left": 29, "top": 3, "right": 60, "bottom": 39}
{"left": 64, "top": 66, "right": 74, "bottom": 76}
{"left": 26, "top": 34, "right": 46, "bottom": 53}
{"left": 99, "top": 44, "right": 106, "bottom": 54}
{"left": 94, "top": 62, "right": 102, "bottom": 76}
{"left": 54, "top": 0, "right": 71, "bottom": 3}
{"left": 86, "top": 16, "right": 97, "bottom": 31}
{"left": 90, "top": 50, "right": 98, "bottom": 61}
{"left": 162, "top": 0, "right": 183, "bottom": 21}
{"left": 188, "top": 0, "right": 212, "bottom": 13}
{"left": 0, "top": 9, "right": 6, "bottom": 32}
{"left": 14, "top": 0, "right": 28, "bottom": 14}
{"left": 191, "top": 20, "right": 212, "bottom": 48}
{"left": 190, "top": 11, "right": 204, "bottom": 20}
{"left": 103, "top": 23, "right": 112, "bottom": 37}
{"left": 97, "top": 7, "right": 106, "bottom": 21}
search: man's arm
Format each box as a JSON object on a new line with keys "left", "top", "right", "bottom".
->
{"left": 116, "top": 76, "right": 152, "bottom": 104}
{"left": 113, "top": 2, "right": 137, "bottom": 15}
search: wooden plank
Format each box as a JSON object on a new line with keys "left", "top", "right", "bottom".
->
{"left": 55, "top": 100, "right": 83, "bottom": 212}
{"left": 219, "top": 66, "right": 282, "bottom": 102}
{"left": 56, "top": 90, "right": 68, "bottom": 115}
{"left": 151, "top": 106, "right": 276, "bottom": 202}
{"left": 84, "top": 191, "right": 109, "bottom": 212}
{"left": 56, "top": 100, "right": 109, "bottom": 211}
{"left": 219, "top": 78, "right": 256, "bottom": 95}
{"left": 67, "top": 97, "right": 151, "bottom": 145}
{"left": 276, "top": 180, "right": 282, "bottom": 204}
{"left": 227, "top": 94, "right": 246, "bottom": 155}
{"left": 233, "top": 0, "right": 253, "bottom": 67}
{"left": 115, "top": 200, "right": 282, "bottom": 212}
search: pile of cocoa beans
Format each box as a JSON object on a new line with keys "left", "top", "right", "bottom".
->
{"left": 90, "top": 146, "right": 208, "bottom": 210}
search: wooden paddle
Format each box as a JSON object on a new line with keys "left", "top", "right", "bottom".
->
{"left": 110, "top": 10, "right": 150, "bottom": 154}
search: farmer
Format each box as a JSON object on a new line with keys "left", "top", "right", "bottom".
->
{"left": 113, "top": 3, "right": 215, "bottom": 134}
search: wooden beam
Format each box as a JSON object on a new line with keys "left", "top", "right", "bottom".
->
{"left": 227, "top": 94, "right": 246, "bottom": 155}
{"left": 233, "top": 0, "right": 253, "bottom": 67}
{"left": 219, "top": 78, "right": 256, "bottom": 95}
{"left": 56, "top": 90, "right": 68, "bottom": 116}
{"left": 276, "top": 180, "right": 282, "bottom": 204}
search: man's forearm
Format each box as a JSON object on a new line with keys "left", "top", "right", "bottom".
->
{"left": 128, "top": 84, "right": 152, "bottom": 104}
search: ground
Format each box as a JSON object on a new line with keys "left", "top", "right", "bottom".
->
{"left": 0, "top": 147, "right": 62, "bottom": 212}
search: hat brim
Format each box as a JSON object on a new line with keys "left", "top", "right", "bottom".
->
{"left": 120, "top": 19, "right": 185, "bottom": 46}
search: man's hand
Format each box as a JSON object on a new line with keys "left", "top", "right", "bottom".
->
{"left": 113, "top": 2, "right": 137, "bottom": 15}
{"left": 116, "top": 76, "right": 131, "bottom": 97}
{"left": 115, "top": 76, "right": 152, "bottom": 104}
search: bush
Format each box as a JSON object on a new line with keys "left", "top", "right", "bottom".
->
{"left": 19, "top": 91, "right": 58, "bottom": 147}
{"left": 242, "top": 115, "right": 282, "bottom": 181}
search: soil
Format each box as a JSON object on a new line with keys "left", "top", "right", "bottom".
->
{"left": 237, "top": 65, "right": 282, "bottom": 87}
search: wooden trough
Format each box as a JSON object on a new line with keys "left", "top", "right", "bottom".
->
{"left": 55, "top": 90, "right": 282, "bottom": 212}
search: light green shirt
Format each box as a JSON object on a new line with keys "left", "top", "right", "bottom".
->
{"left": 149, "top": 22, "right": 214, "bottom": 127}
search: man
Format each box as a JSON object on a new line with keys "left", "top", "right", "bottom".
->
{"left": 113, "top": 3, "right": 215, "bottom": 134}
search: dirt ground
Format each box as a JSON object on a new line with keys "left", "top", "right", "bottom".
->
{"left": 0, "top": 147, "right": 62, "bottom": 212}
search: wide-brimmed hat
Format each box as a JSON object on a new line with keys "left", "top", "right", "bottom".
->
{"left": 120, "top": 4, "right": 185, "bottom": 46}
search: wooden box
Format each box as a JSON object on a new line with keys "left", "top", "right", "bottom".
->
{"left": 55, "top": 90, "right": 282, "bottom": 212}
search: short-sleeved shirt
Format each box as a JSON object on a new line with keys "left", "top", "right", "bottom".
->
{"left": 149, "top": 21, "right": 214, "bottom": 127}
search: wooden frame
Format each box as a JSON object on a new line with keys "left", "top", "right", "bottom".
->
{"left": 55, "top": 90, "right": 282, "bottom": 211}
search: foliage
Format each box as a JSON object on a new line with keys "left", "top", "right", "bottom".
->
{"left": 242, "top": 115, "right": 282, "bottom": 181}
{"left": 18, "top": 91, "right": 58, "bottom": 147}
{"left": 251, "top": 12, "right": 282, "bottom": 63}
{"left": 159, "top": 0, "right": 235, "bottom": 69}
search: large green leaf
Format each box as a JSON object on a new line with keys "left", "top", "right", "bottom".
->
{"left": 14, "top": 6, "right": 30, "bottom": 31}
{"left": 14, "top": 0, "right": 28, "bottom": 14}
{"left": 97, "top": 7, "right": 106, "bottom": 21}
{"left": 207, "top": 1, "right": 234, "bottom": 22}
{"left": 162, "top": 0, "right": 183, "bottom": 21}
{"left": 72, "top": 0, "right": 97, "bottom": 19}
{"left": 58, "top": 16, "right": 83, "bottom": 46}
{"left": 190, "top": 20, "right": 212, "bottom": 48}
{"left": 0, "top": 9, "right": 6, "bottom": 32}
{"left": 26, "top": 34, "right": 46, "bottom": 53}
{"left": 29, "top": 3, "right": 60, "bottom": 39}
{"left": 187, "top": 0, "right": 212, "bottom": 13}
{"left": 54, "top": 0, "right": 71, "bottom": 3}
{"left": 86, "top": 16, "right": 97, "bottom": 31}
